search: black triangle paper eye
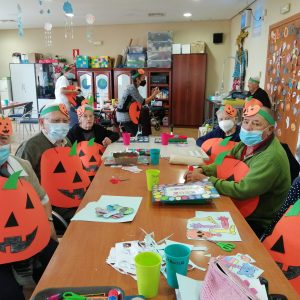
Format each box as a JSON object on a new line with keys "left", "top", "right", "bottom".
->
{"left": 99, "top": 150, "right": 103, "bottom": 155}
{"left": 73, "top": 172, "right": 82, "bottom": 183}
{"left": 79, "top": 150, "right": 85, "bottom": 157}
{"left": 271, "top": 235, "right": 285, "bottom": 254}
{"left": 26, "top": 194, "right": 34, "bottom": 209}
{"left": 54, "top": 161, "right": 65, "bottom": 173}
{"left": 5, "top": 212, "right": 18, "bottom": 227}
{"left": 206, "top": 147, "right": 212, "bottom": 156}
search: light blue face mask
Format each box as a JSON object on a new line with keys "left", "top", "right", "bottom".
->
{"left": 239, "top": 127, "right": 266, "bottom": 146}
{"left": 47, "top": 123, "right": 69, "bottom": 142}
{"left": 0, "top": 144, "right": 10, "bottom": 166}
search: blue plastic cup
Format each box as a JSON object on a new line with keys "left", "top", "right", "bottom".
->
{"left": 164, "top": 244, "right": 191, "bottom": 288}
{"left": 150, "top": 148, "right": 160, "bottom": 165}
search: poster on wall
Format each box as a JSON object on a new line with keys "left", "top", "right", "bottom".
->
{"left": 265, "top": 12, "right": 300, "bottom": 155}
{"left": 252, "top": 3, "right": 263, "bottom": 37}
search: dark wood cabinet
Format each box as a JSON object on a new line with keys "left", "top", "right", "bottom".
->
{"left": 171, "top": 54, "right": 207, "bottom": 126}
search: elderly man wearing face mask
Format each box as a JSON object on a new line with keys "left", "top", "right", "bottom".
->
{"left": 196, "top": 105, "right": 241, "bottom": 147}
{"left": 0, "top": 115, "right": 57, "bottom": 299}
{"left": 16, "top": 104, "right": 71, "bottom": 181}
{"left": 186, "top": 103, "right": 290, "bottom": 237}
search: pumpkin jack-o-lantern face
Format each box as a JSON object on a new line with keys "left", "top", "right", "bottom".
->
{"left": 201, "top": 138, "right": 237, "bottom": 165}
{"left": 41, "top": 144, "right": 90, "bottom": 208}
{"left": 77, "top": 138, "right": 105, "bottom": 179}
{"left": 129, "top": 102, "right": 142, "bottom": 124}
{"left": 263, "top": 200, "right": 300, "bottom": 294}
{"left": 217, "top": 158, "right": 259, "bottom": 218}
{"left": 0, "top": 171, "right": 50, "bottom": 264}
{"left": 0, "top": 116, "right": 12, "bottom": 136}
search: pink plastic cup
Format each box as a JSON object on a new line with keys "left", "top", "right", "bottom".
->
{"left": 122, "top": 132, "right": 131, "bottom": 146}
{"left": 161, "top": 133, "right": 169, "bottom": 145}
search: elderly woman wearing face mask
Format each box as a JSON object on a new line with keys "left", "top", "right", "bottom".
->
{"left": 16, "top": 104, "right": 71, "bottom": 181}
{"left": 0, "top": 115, "right": 58, "bottom": 299}
{"left": 196, "top": 105, "right": 241, "bottom": 147}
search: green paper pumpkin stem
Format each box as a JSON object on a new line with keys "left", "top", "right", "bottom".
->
{"left": 286, "top": 199, "right": 300, "bottom": 217}
{"left": 70, "top": 141, "right": 78, "bottom": 156}
{"left": 88, "top": 138, "right": 95, "bottom": 147}
{"left": 219, "top": 136, "right": 232, "bottom": 146}
{"left": 3, "top": 170, "right": 22, "bottom": 190}
{"left": 215, "top": 150, "right": 230, "bottom": 166}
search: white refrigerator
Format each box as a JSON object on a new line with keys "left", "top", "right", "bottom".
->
{"left": 10, "top": 63, "right": 55, "bottom": 117}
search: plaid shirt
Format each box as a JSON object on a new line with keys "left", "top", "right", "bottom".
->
{"left": 116, "top": 84, "right": 144, "bottom": 123}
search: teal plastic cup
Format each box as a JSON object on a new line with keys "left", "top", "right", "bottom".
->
{"left": 150, "top": 148, "right": 160, "bottom": 165}
{"left": 135, "top": 252, "right": 162, "bottom": 298}
{"left": 164, "top": 244, "right": 191, "bottom": 288}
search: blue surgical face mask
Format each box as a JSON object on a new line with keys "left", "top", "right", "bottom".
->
{"left": 0, "top": 144, "right": 10, "bottom": 166}
{"left": 46, "top": 123, "right": 69, "bottom": 142}
{"left": 66, "top": 73, "right": 75, "bottom": 80}
{"left": 240, "top": 127, "right": 266, "bottom": 146}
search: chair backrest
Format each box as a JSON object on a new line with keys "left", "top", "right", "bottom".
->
{"left": 23, "top": 102, "right": 33, "bottom": 115}
{"left": 281, "top": 143, "right": 300, "bottom": 183}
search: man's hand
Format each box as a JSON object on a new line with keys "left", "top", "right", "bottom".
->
{"left": 184, "top": 168, "right": 207, "bottom": 182}
{"left": 102, "top": 137, "right": 112, "bottom": 147}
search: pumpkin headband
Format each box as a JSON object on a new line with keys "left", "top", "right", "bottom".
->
{"left": 218, "top": 105, "right": 237, "bottom": 118}
{"left": 40, "top": 104, "right": 69, "bottom": 118}
{"left": 131, "top": 69, "right": 145, "bottom": 79}
{"left": 248, "top": 77, "right": 260, "bottom": 84}
{"left": 243, "top": 99, "right": 275, "bottom": 125}
{"left": 77, "top": 104, "right": 94, "bottom": 117}
{"left": 0, "top": 115, "right": 13, "bottom": 136}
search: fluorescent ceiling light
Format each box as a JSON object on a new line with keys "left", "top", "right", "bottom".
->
{"left": 183, "top": 12, "right": 192, "bottom": 17}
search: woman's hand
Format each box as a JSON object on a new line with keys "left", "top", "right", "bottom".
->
{"left": 184, "top": 168, "right": 208, "bottom": 182}
{"left": 102, "top": 137, "right": 112, "bottom": 147}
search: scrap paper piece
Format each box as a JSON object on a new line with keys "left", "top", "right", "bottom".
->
{"left": 176, "top": 274, "right": 203, "bottom": 300}
{"left": 187, "top": 211, "right": 242, "bottom": 241}
{"left": 220, "top": 254, "right": 263, "bottom": 279}
{"left": 71, "top": 195, "right": 142, "bottom": 223}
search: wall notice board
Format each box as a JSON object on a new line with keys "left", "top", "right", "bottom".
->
{"left": 265, "top": 12, "right": 300, "bottom": 155}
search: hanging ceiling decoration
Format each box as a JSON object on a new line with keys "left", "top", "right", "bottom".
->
{"left": 17, "top": 3, "right": 24, "bottom": 37}
{"left": 44, "top": 22, "right": 52, "bottom": 47}
{"left": 63, "top": 1, "right": 74, "bottom": 39}
{"left": 85, "top": 14, "right": 95, "bottom": 43}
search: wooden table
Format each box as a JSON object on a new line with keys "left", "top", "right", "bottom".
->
{"left": 32, "top": 160, "right": 298, "bottom": 299}
{"left": 0, "top": 101, "right": 30, "bottom": 114}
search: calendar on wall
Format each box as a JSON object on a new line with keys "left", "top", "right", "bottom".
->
{"left": 265, "top": 12, "right": 300, "bottom": 155}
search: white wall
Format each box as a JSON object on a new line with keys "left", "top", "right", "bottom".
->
{"left": 0, "top": 20, "right": 231, "bottom": 97}
{"left": 230, "top": 0, "right": 300, "bottom": 87}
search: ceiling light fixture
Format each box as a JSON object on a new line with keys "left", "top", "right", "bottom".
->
{"left": 183, "top": 12, "right": 192, "bottom": 18}
{"left": 0, "top": 19, "right": 16, "bottom": 23}
{"left": 148, "top": 13, "right": 165, "bottom": 17}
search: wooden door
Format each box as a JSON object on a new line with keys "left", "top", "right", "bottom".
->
{"left": 172, "top": 54, "right": 207, "bottom": 126}
{"left": 93, "top": 69, "right": 112, "bottom": 108}
{"left": 77, "top": 71, "right": 94, "bottom": 99}
{"left": 265, "top": 12, "right": 300, "bottom": 155}
{"left": 113, "top": 69, "right": 132, "bottom": 100}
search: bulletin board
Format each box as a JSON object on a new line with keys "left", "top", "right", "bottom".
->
{"left": 265, "top": 12, "right": 300, "bottom": 154}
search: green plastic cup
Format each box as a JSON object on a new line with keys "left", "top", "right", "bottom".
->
{"left": 164, "top": 244, "right": 191, "bottom": 288}
{"left": 146, "top": 169, "right": 160, "bottom": 192}
{"left": 135, "top": 252, "right": 162, "bottom": 298}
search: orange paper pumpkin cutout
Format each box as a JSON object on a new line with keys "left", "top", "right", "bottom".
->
{"left": 41, "top": 145, "right": 90, "bottom": 208}
{"left": 0, "top": 116, "right": 13, "bottom": 136}
{"left": 201, "top": 138, "right": 237, "bottom": 165}
{"left": 216, "top": 158, "right": 259, "bottom": 218}
{"left": 65, "top": 85, "right": 78, "bottom": 107}
{"left": 77, "top": 139, "right": 105, "bottom": 179}
{"left": 244, "top": 98, "right": 263, "bottom": 109}
{"left": 58, "top": 104, "right": 69, "bottom": 118}
{"left": 76, "top": 105, "right": 86, "bottom": 118}
{"left": 129, "top": 102, "right": 142, "bottom": 124}
{"left": 263, "top": 202, "right": 300, "bottom": 295}
{"left": 224, "top": 105, "right": 237, "bottom": 118}
{"left": 243, "top": 105, "right": 261, "bottom": 117}
{"left": 0, "top": 172, "right": 50, "bottom": 264}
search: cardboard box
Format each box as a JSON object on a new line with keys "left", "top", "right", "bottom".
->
{"left": 191, "top": 41, "right": 206, "bottom": 53}
{"left": 28, "top": 53, "right": 43, "bottom": 63}
{"left": 76, "top": 55, "right": 90, "bottom": 68}
{"left": 172, "top": 44, "right": 181, "bottom": 54}
{"left": 181, "top": 44, "right": 191, "bottom": 54}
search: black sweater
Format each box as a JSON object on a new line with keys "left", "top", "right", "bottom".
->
{"left": 67, "top": 124, "right": 120, "bottom": 145}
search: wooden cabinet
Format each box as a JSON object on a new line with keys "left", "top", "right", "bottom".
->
{"left": 171, "top": 54, "right": 207, "bottom": 126}
{"left": 76, "top": 68, "right": 112, "bottom": 107}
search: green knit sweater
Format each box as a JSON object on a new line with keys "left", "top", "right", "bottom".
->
{"left": 202, "top": 136, "right": 291, "bottom": 235}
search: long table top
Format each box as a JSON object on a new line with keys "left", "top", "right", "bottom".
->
{"left": 32, "top": 159, "right": 298, "bottom": 299}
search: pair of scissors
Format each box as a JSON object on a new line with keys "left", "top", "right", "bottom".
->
{"left": 63, "top": 292, "right": 106, "bottom": 300}
{"left": 207, "top": 240, "right": 236, "bottom": 252}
